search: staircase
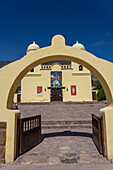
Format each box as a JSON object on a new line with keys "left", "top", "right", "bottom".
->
{"left": 41, "top": 120, "right": 92, "bottom": 129}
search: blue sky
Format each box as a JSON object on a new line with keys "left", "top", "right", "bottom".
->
{"left": 0, "top": 0, "right": 113, "bottom": 62}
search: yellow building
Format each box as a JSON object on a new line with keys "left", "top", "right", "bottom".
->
{"left": 21, "top": 41, "right": 92, "bottom": 103}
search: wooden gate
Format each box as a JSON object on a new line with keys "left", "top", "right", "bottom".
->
{"left": 17, "top": 115, "right": 41, "bottom": 156}
{"left": 92, "top": 114, "right": 105, "bottom": 155}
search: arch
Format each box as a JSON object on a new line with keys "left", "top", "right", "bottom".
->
{"left": 6, "top": 53, "right": 113, "bottom": 109}
{"left": 0, "top": 35, "right": 113, "bottom": 162}
{"left": 51, "top": 62, "right": 61, "bottom": 71}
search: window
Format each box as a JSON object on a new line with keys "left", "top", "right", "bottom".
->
{"left": 30, "top": 68, "right": 34, "bottom": 72}
{"left": 79, "top": 65, "right": 83, "bottom": 71}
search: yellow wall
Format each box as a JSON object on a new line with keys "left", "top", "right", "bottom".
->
{"left": 63, "top": 73, "right": 92, "bottom": 102}
{"left": 21, "top": 71, "right": 50, "bottom": 102}
{"left": 13, "top": 94, "right": 17, "bottom": 103}
{"left": 21, "top": 63, "right": 92, "bottom": 102}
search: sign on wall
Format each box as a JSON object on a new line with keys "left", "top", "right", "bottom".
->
{"left": 71, "top": 85, "right": 76, "bottom": 95}
{"left": 37, "top": 86, "right": 42, "bottom": 96}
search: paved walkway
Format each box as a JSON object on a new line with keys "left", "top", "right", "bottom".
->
{"left": 1, "top": 163, "right": 113, "bottom": 170}
{"left": 18, "top": 101, "right": 107, "bottom": 120}
{"left": 1, "top": 101, "right": 113, "bottom": 169}
{"left": 13, "top": 128, "right": 109, "bottom": 166}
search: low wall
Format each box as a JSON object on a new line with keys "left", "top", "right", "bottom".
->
{"left": 0, "top": 122, "right": 6, "bottom": 163}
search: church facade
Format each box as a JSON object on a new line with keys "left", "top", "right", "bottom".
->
{"left": 21, "top": 41, "right": 92, "bottom": 103}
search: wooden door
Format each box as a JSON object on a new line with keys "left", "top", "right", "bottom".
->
{"left": 92, "top": 92, "right": 97, "bottom": 100}
{"left": 51, "top": 88, "right": 62, "bottom": 101}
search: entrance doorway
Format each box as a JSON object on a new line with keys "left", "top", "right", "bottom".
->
{"left": 51, "top": 88, "right": 62, "bottom": 101}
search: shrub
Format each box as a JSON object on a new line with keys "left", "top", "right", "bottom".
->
{"left": 93, "top": 82, "right": 102, "bottom": 90}
{"left": 97, "top": 89, "right": 106, "bottom": 101}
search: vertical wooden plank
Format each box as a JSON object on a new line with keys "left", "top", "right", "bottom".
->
{"left": 98, "top": 117, "right": 102, "bottom": 154}
{"left": 25, "top": 121, "right": 26, "bottom": 131}
{"left": 101, "top": 116, "right": 105, "bottom": 155}
{"left": 19, "top": 119, "right": 23, "bottom": 155}
{"left": 39, "top": 115, "right": 41, "bottom": 136}
{"left": 16, "top": 117, "right": 20, "bottom": 158}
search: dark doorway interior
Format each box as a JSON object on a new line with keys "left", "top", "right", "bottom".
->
{"left": 51, "top": 88, "right": 62, "bottom": 101}
{"left": 92, "top": 92, "right": 97, "bottom": 100}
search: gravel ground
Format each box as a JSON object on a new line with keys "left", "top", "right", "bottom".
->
{"left": 18, "top": 101, "right": 107, "bottom": 120}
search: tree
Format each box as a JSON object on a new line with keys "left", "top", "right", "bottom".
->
{"left": 93, "top": 82, "right": 106, "bottom": 101}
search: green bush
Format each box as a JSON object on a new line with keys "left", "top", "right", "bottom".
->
{"left": 93, "top": 82, "right": 102, "bottom": 90}
{"left": 97, "top": 89, "right": 106, "bottom": 101}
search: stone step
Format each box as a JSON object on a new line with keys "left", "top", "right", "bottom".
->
{"left": 42, "top": 124, "right": 92, "bottom": 129}
{"left": 41, "top": 120, "right": 92, "bottom": 126}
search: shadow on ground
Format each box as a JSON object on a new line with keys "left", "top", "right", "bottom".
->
{"left": 42, "top": 131, "right": 92, "bottom": 141}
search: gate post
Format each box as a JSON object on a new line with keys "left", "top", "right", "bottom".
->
{"left": 1, "top": 109, "right": 20, "bottom": 163}
{"left": 100, "top": 105, "right": 113, "bottom": 160}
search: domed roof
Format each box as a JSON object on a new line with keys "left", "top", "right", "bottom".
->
{"left": 72, "top": 41, "right": 85, "bottom": 50}
{"left": 27, "top": 41, "right": 40, "bottom": 52}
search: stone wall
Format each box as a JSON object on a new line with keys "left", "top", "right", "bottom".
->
{"left": 0, "top": 122, "right": 6, "bottom": 163}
